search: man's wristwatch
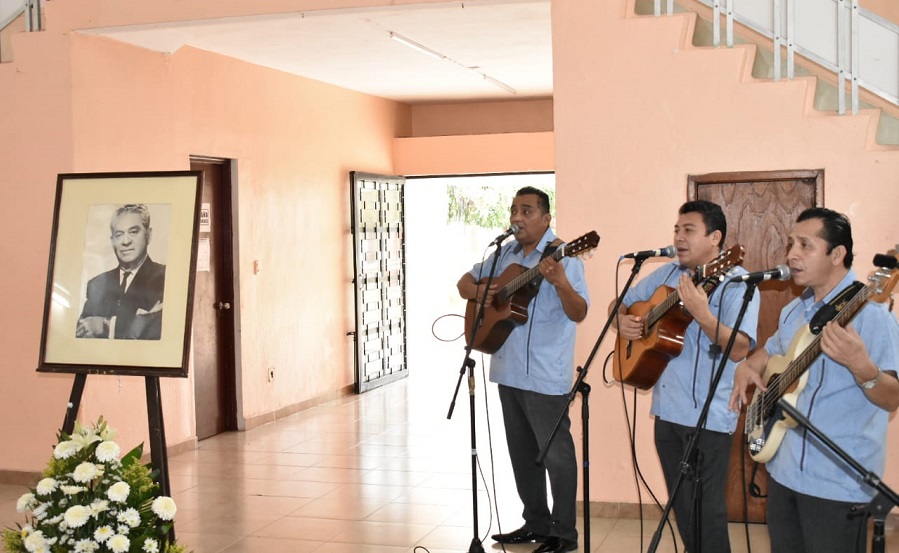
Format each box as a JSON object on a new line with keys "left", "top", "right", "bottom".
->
{"left": 857, "top": 367, "right": 882, "bottom": 390}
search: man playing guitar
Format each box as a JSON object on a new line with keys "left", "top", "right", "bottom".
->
{"left": 610, "top": 200, "right": 760, "bottom": 553}
{"left": 730, "top": 208, "right": 899, "bottom": 553}
{"left": 457, "top": 186, "right": 589, "bottom": 553}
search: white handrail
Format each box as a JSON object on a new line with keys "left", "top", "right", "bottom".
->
{"left": 0, "top": 3, "right": 24, "bottom": 31}
{"left": 654, "top": 0, "right": 898, "bottom": 109}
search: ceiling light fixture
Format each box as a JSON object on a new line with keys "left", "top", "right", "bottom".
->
{"left": 387, "top": 30, "right": 517, "bottom": 95}
{"left": 482, "top": 74, "right": 517, "bottom": 95}
{"left": 389, "top": 31, "right": 444, "bottom": 61}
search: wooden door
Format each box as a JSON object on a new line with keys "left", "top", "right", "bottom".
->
{"left": 689, "top": 169, "right": 822, "bottom": 523}
{"left": 190, "top": 157, "right": 238, "bottom": 439}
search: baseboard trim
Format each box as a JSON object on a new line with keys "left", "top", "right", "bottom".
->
{"left": 242, "top": 384, "right": 356, "bottom": 431}
{"left": 580, "top": 501, "right": 899, "bottom": 525}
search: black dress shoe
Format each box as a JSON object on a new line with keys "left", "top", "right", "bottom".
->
{"left": 533, "top": 536, "right": 578, "bottom": 553}
{"left": 490, "top": 527, "right": 548, "bottom": 544}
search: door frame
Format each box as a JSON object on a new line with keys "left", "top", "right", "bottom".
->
{"left": 190, "top": 156, "right": 243, "bottom": 431}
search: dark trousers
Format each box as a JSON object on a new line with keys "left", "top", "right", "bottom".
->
{"left": 767, "top": 477, "right": 868, "bottom": 553}
{"left": 498, "top": 384, "right": 578, "bottom": 542}
{"left": 654, "top": 417, "right": 733, "bottom": 553}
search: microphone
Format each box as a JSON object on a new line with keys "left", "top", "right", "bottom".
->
{"left": 490, "top": 224, "right": 520, "bottom": 246}
{"left": 620, "top": 245, "right": 677, "bottom": 260}
{"left": 730, "top": 264, "right": 792, "bottom": 283}
{"left": 873, "top": 253, "right": 898, "bottom": 270}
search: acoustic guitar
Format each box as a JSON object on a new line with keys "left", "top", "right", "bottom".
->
{"left": 745, "top": 253, "right": 899, "bottom": 463}
{"left": 612, "top": 245, "right": 744, "bottom": 389}
{"left": 464, "top": 231, "right": 600, "bottom": 354}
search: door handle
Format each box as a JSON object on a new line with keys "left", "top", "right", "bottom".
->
{"left": 216, "top": 302, "right": 231, "bottom": 310}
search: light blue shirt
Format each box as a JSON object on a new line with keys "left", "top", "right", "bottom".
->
{"left": 623, "top": 261, "right": 760, "bottom": 433}
{"left": 468, "top": 227, "right": 590, "bottom": 395}
{"left": 765, "top": 269, "right": 899, "bottom": 502}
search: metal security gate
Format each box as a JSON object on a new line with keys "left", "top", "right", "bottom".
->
{"left": 349, "top": 171, "right": 408, "bottom": 392}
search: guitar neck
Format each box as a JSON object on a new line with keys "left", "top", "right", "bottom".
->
{"left": 645, "top": 289, "right": 681, "bottom": 327}
{"left": 499, "top": 246, "right": 566, "bottom": 299}
{"left": 769, "top": 284, "right": 874, "bottom": 397}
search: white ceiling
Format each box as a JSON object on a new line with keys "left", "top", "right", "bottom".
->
{"left": 83, "top": 0, "right": 552, "bottom": 104}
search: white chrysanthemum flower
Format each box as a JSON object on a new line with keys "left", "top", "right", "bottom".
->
{"left": 107, "top": 534, "right": 130, "bottom": 553}
{"left": 22, "top": 529, "right": 48, "bottom": 553}
{"left": 16, "top": 492, "right": 35, "bottom": 512}
{"left": 60, "top": 485, "right": 86, "bottom": 496}
{"left": 72, "top": 462, "right": 100, "bottom": 483}
{"left": 142, "top": 537, "right": 160, "bottom": 553}
{"left": 93, "top": 525, "right": 113, "bottom": 543}
{"left": 74, "top": 539, "right": 100, "bottom": 552}
{"left": 35, "top": 478, "right": 58, "bottom": 496}
{"left": 32, "top": 502, "right": 49, "bottom": 520}
{"left": 90, "top": 499, "right": 109, "bottom": 516}
{"left": 117, "top": 507, "right": 141, "bottom": 527}
{"left": 151, "top": 496, "right": 177, "bottom": 521}
{"left": 106, "top": 481, "right": 130, "bottom": 502}
{"left": 95, "top": 441, "right": 121, "bottom": 463}
{"left": 63, "top": 505, "right": 91, "bottom": 528}
{"left": 53, "top": 440, "right": 80, "bottom": 459}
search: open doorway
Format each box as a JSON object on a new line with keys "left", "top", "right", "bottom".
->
{"left": 403, "top": 172, "right": 555, "bottom": 390}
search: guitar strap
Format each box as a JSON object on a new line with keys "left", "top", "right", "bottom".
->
{"left": 747, "top": 280, "right": 866, "bottom": 499}
{"left": 527, "top": 242, "right": 560, "bottom": 288}
{"left": 808, "top": 281, "right": 865, "bottom": 334}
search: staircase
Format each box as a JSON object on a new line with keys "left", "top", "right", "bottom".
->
{"left": 634, "top": 0, "right": 899, "bottom": 146}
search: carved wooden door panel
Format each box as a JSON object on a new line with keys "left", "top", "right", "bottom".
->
{"left": 689, "top": 169, "right": 822, "bottom": 523}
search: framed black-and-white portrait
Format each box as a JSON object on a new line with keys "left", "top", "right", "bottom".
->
{"left": 38, "top": 171, "right": 202, "bottom": 377}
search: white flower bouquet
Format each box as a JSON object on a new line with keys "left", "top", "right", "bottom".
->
{"left": 3, "top": 418, "right": 187, "bottom": 553}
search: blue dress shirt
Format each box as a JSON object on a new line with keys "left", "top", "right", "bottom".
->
{"left": 467, "top": 227, "right": 590, "bottom": 396}
{"left": 622, "top": 260, "right": 760, "bottom": 433}
{"left": 765, "top": 269, "right": 899, "bottom": 502}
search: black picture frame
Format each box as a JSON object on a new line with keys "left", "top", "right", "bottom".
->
{"left": 37, "top": 171, "right": 203, "bottom": 377}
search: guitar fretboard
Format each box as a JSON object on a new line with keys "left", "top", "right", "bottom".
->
{"left": 755, "top": 283, "right": 873, "bottom": 417}
{"left": 497, "top": 246, "right": 566, "bottom": 302}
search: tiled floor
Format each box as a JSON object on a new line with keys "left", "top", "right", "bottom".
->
{"left": 2, "top": 368, "right": 897, "bottom": 552}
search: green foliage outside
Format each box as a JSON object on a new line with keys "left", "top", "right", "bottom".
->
{"left": 446, "top": 184, "right": 555, "bottom": 229}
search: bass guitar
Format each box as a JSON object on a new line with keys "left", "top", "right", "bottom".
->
{"left": 745, "top": 254, "right": 899, "bottom": 462}
{"left": 613, "top": 245, "right": 744, "bottom": 389}
{"left": 464, "top": 230, "right": 599, "bottom": 354}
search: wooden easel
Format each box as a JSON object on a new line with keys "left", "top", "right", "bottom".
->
{"left": 62, "top": 373, "right": 173, "bottom": 536}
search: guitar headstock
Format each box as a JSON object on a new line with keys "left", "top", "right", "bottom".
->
{"left": 694, "top": 244, "right": 745, "bottom": 282}
{"left": 564, "top": 230, "right": 601, "bottom": 258}
{"left": 870, "top": 249, "right": 899, "bottom": 304}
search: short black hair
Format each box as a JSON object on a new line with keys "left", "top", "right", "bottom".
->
{"left": 679, "top": 200, "right": 727, "bottom": 245}
{"left": 515, "top": 186, "right": 551, "bottom": 214}
{"left": 796, "top": 207, "right": 854, "bottom": 268}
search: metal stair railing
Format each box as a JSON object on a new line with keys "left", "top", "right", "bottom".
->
{"left": 654, "top": 0, "right": 898, "bottom": 113}
{"left": 1, "top": 0, "right": 40, "bottom": 33}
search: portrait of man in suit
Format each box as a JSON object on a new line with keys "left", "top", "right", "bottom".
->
{"left": 76, "top": 204, "right": 166, "bottom": 340}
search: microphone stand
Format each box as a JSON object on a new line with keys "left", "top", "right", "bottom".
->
{"left": 537, "top": 255, "right": 652, "bottom": 553}
{"left": 647, "top": 280, "right": 758, "bottom": 553}
{"left": 446, "top": 238, "right": 505, "bottom": 553}
{"left": 777, "top": 399, "right": 899, "bottom": 553}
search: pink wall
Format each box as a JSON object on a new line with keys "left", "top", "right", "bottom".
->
{"left": 552, "top": 0, "right": 899, "bottom": 505}
{"left": 0, "top": 2, "right": 410, "bottom": 472}
{"left": 861, "top": 0, "right": 898, "bottom": 23}
{"left": 409, "top": 99, "right": 553, "bottom": 136}
{"left": 1, "top": 0, "right": 897, "bottom": 514}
